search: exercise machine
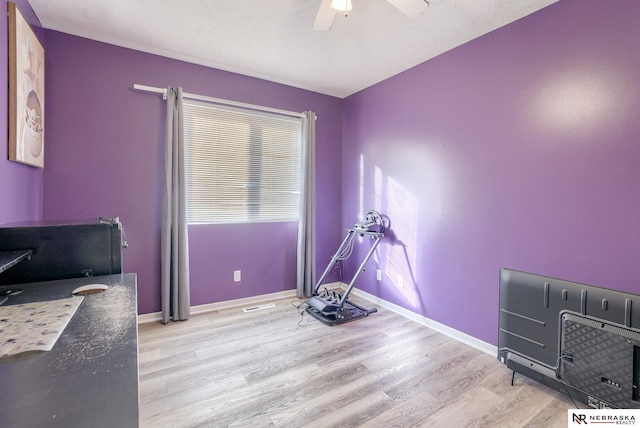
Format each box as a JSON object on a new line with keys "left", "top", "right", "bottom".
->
{"left": 306, "top": 210, "right": 385, "bottom": 326}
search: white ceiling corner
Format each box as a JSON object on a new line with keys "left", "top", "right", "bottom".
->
{"left": 29, "top": 0, "right": 559, "bottom": 98}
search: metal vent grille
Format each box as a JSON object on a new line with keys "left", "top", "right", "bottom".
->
{"left": 242, "top": 303, "right": 276, "bottom": 313}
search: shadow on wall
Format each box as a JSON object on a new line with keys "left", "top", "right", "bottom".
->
{"left": 357, "top": 152, "right": 426, "bottom": 312}
{"left": 379, "top": 219, "right": 422, "bottom": 309}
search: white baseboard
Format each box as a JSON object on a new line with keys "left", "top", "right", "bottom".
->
{"left": 137, "top": 289, "right": 298, "bottom": 324}
{"left": 137, "top": 283, "right": 498, "bottom": 358}
{"left": 137, "top": 311, "right": 162, "bottom": 324}
{"left": 349, "top": 285, "right": 497, "bottom": 356}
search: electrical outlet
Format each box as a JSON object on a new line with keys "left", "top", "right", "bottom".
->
{"left": 376, "top": 269, "right": 382, "bottom": 281}
{"left": 233, "top": 270, "right": 241, "bottom": 283}
{"left": 397, "top": 275, "right": 404, "bottom": 288}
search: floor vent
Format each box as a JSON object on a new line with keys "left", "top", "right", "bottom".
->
{"left": 242, "top": 303, "right": 276, "bottom": 313}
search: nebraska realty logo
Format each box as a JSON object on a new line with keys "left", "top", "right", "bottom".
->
{"left": 568, "top": 409, "right": 639, "bottom": 426}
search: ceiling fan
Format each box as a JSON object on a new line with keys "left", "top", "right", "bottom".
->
{"left": 313, "top": 0, "right": 429, "bottom": 31}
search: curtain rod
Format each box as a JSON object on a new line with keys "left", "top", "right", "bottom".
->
{"left": 133, "top": 84, "right": 305, "bottom": 119}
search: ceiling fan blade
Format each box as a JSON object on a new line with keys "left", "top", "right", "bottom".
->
{"left": 386, "top": 0, "right": 429, "bottom": 18}
{"left": 313, "top": 0, "right": 336, "bottom": 31}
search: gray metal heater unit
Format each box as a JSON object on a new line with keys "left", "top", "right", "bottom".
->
{"left": 306, "top": 210, "right": 384, "bottom": 326}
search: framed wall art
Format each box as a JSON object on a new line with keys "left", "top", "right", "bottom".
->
{"left": 8, "top": 2, "right": 45, "bottom": 168}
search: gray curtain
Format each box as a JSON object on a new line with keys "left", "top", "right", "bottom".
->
{"left": 161, "top": 86, "right": 191, "bottom": 323}
{"left": 296, "top": 111, "right": 316, "bottom": 298}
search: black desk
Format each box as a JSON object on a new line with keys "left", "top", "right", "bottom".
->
{"left": 0, "top": 273, "right": 139, "bottom": 428}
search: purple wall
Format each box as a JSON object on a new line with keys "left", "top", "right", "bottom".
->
{"left": 0, "top": 0, "right": 44, "bottom": 224}
{"left": 342, "top": 0, "right": 640, "bottom": 345}
{"left": 10, "top": 0, "right": 640, "bottom": 347}
{"left": 42, "top": 31, "right": 343, "bottom": 314}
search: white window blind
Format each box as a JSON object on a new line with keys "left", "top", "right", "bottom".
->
{"left": 183, "top": 100, "right": 302, "bottom": 224}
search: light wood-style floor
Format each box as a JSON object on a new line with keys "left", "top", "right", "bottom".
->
{"left": 138, "top": 295, "right": 572, "bottom": 427}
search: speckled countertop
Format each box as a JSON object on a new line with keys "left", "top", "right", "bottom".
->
{"left": 0, "top": 273, "right": 138, "bottom": 428}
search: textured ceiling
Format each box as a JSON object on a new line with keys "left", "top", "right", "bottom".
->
{"left": 29, "top": 0, "right": 558, "bottom": 98}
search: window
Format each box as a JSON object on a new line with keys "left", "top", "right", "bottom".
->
{"left": 183, "top": 100, "right": 302, "bottom": 224}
